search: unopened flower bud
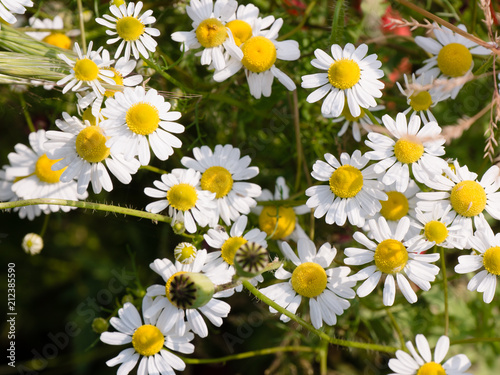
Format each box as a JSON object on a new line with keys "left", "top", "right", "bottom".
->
{"left": 166, "top": 272, "right": 214, "bottom": 309}
{"left": 92, "top": 318, "right": 109, "bottom": 333}
{"left": 234, "top": 242, "right": 269, "bottom": 278}
{"left": 22, "top": 233, "right": 44, "bottom": 255}
{"left": 174, "top": 242, "right": 197, "bottom": 264}
{"left": 172, "top": 221, "right": 185, "bottom": 235}
{"left": 121, "top": 294, "right": 135, "bottom": 305}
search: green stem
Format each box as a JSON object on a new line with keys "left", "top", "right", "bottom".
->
{"left": 386, "top": 308, "right": 406, "bottom": 350}
{"left": 0, "top": 198, "right": 172, "bottom": 223}
{"left": 319, "top": 339, "right": 328, "bottom": 375}
{"left": 180, "top": 345, "right": 315, "bottom": 364}
{"left": 293, "top": 90, "right": 303, "bottom": 193}
{"left": 242, "top": 280, "right": 398, "bottom": 353}
{"left": 279, "top": 1, "right": 317, "bottom": 41}
{"left": 139, "top": 165, "right": 169, "bottom": 175}
{"left": 365, "top": 109, "right": 381, "bottom": 127}
{"left": 39, "top": 214, "right": 50, "bottom": 237}
{"left": 143, "top": 57, "right": 199, "bottom": 95}
{"left": 330, "top": 0, "right": 345, "bottom": 45}
{"left": 76, "top": 0, "right": 86, "bottom": 52}
{"left": 18, "top": 92, "right": 35, "bottom": 132}
{"left": 258, "top": 198, "right": 307, "bottom": 207}
{"left": 440, "top": 246, "right": 449, "bottom": 336}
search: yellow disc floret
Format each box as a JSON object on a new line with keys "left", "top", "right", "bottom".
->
{"left": 125, "top": 102, "right": 159, "bottom": 135}
{"left": 394, "top": 137, "right": 424, "bottom": 164}
{"left": 291, "top": 262, "right": 328, "bottom": 298}
{"left": 116, "top": 16, "right": 145, "bottom": 41}
{"left": 380, "top": 191, "right": 409, "bottom": 221}
{"left": 131, "top": 324, "right": 164, "bottom": 357}
{"left": 43, "top": 33, "right": 71, "bottom": 49}
{"left": 200, "top": 166, "right": 233, "bottom": 198}
{"left": 416, "top": 362, "right": 446, "bottom": 375}
{"left": 241, "top": 36, "right": 277, "bottom": 73}
{"left": 450, "top": 180, "right": 486, "bottom": 217}
{"left": 226, "top": 20, "right": 252, "bottom": 46}
{"left": 167, "top": 183, "right": 198, "bottom": 211}
{"left": 35, "top": 154, "right": 65, "bottom": 183}
{"left": 483, "top": 246, "right": 500, "bottom": 275}
{"left": 74, "top": 58, "right": 99, "bottom": 81}
{"left": 258, "top": 206, "right": 296, "bottom": 239}
{"left": 374, "top": 239, "right": 408, "bottom": 274}
{"left": 221, "top": 236, "right": 248, "bottom": 265}
{"left": 329, "top": 165, "right": 364, "bottom": 198}
{"left": 409, "top": 91, "right": 433, "bottom": 111}
{"left": 424, "top": 221, "right": 448, "bottom": 244}
{"left": 75, "top": 126, "right": 110, "bottom": 163}
{"left": 196, "top": 18, "right": 228, "bottom": 48}
{"left": 437, "top": 43, "right": 472, "bottom": 78}
{"left": 328, "top": 59, "right": 361, "bottom": 90}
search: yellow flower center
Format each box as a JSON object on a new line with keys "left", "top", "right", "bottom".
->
{"left": 450, "top": 180, "right": 487, "bottom": 217}
{"left": 437, "top": 43, "right": 472, "bottom": 78}
{"left": 35, "top": 154, "right": 65, "bottom": 184}
{"left": 167, "top": 183, "right": 198, "bottom": 212}
{"left": 125, "top": 102, "right": 159, "bottom": 135}
{"left": 258, "top": 206, "right": 296, "bottom": 239}
{"left": 75, "top": 126, "right": 110, "bottom": 163}
{"left": 195, "top": 18, "right": 228, "bottom": 48}
{"left": 116, "top": 16, "right": 145, "bottom": 41}
{"left": 82, "top": 107, "right": 97, "bottom": 126}
{"left": 165, "top": 271, "right": 187, "bottom": 302}
{"left": 482, "top": 246, "right": 500, "bottom": 275}
{"left": 329, "top": 165, "right": 364, "bottom": 198}
{"left": 341, "top": 101, "right": 365, "bottom": 121}
{"left": 73, "top": 58, "right": 99, "bottom": 81}
{"left": 424, "top": 221, "right": 448, "bottom": 244}
{"left": 200, "top": 166, "right": 233, "bottom": 198}
{"left": 291, "top": 262, "right": 328, "bottom": 298}
{"left": 394, "top": 137, "right": 424, "bottom": 164}
{"left": 226, "top": 19, "right": 253, "bottom": 46}
{"left": 416, "top": 362, "right": 446, "bottom": 375}
{"left": 241, "top": 36, "right": 277, "bottom": 73}
{"left": 409, "top": 91, "right": 433, "bottom": 111}
{"left": 102, "top": 67, "right": 124, "bottom": 98}
{"left": 112, "top": 0, "right": 125, "bottom": 6}
{"left": 374, "top": 239, "right": 408, "bottom": 274}
{"left": 131, "top": 324, "right": 164, "bottom": 357}
{"left": 42, "top": 33, "right": 71, "bottom": 49}
{"left": 327, "top": 58, "right": 361, "bottom": 90}
{"left": 380, "top": 191, "right": 409, "bottom": 221}
{"left": 174, "top": 242, "right": 197, "bottom": 264}
{"left": 221, "top": 236, "right": 248, "bottom": 265}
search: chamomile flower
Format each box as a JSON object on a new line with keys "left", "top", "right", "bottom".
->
{"left": 389, "top": 334, "right": 472, "bottom": 375}
{"left": 57, "top": 42, "right": 115, "bottom": 97}
{"left": 171, "top": 0, "right": 243, "bottom": 71}
{"left": 144, "top": 168, "right": 216, "bottom": 233}
{"left": 301, "top": 43, "right": 384, "bottom": 118}
{"left": 226, "top": 3, "right": 275, "bottom": 46}
{"left": 27, "top": 15, "right": 72, "bottom": 49}
{"left": 417, "top": 160, "right": 500, "bottom": 235}
{"left": 44, "top": 112, "right": 140, "bottom": 195}
{"left": 4, "top": 130, "right": 87, "bottom": 220}
{"left": 144, "top": 249, "right": 233, "bottom": 338}
{"left": 328, "top": 104, "right": 384, "bottom": 142}
{"left": 365, "top": 112, "right": 448, "bottom": 192}
{"left": 100, "top": 296, "right": 194, "bottom": 375}
{"left": 254, "top": 176, "right": 309, "bottom": 241}
{"left": 0, "top": 0, "right": 33, "bottom": 24}
{"left": 415, "top": 23, "right": 491, "bottom": 99}
{"left": 305, "top": 150, "right": 387, "bottom": 227}
{"left": 180, "top": 144, "right": 262, "bottom": 226}
{"left": 95, "top": 1, "right": 160, "bottom": 60}
{"left": 259, "top": 238, "right": 356, "bottom": 329}
{"left": 455, "top": 226, "right": 500, "bottom": 303}
{"left": 213, "top": 18, "right": 300, "bottom": 99}
{"left": 101, "top": 86, "right": 184, "bottom": 166}
{"left": 345, "top": 217, "right": 439, "bottom": 306}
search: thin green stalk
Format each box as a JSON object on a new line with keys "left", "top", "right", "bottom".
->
{"left": 18, "top": 92, "right": 35, "bottom": 132}
{"left": 440, "top": 246, "right": 449, "bottom": 336}
{"left": 77, "top": 0, "right": 86, "bottom": 52}
{"left": 179, "top": 345, "right": 315, "bottom": 364}
{"left": 143, "top": 57, "right": 199, "bottom": 95}
{"left": 243, "top": 280, "right": 398, "bottom": 353}
{"left": 293, "top": 90, "right": 303, "bottom": 193}
{"left": 330, "top": 0, "right": 345, "bottom": 45}
{"left": 386, "top": 308, "right": 406, "bottom": 350}
{"left": 319, "top": 339, "right": 328, "bottom": 375}
{"left": 365, "top": 109, "right": 381, "bottom": 127}
{"left": 0, "top": 198, "right": 172, "bottom": 223}
{"left": 39, "top": 213, "right": 50, "bottom": 237}
{"left": 139, "top": 165, "right": 169, "bottom": 175}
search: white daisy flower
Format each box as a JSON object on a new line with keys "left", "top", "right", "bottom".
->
{"left": 95, "top": 1, "right": 160, "bottom": 60}
{"left": 144, "top": 249, "right": 233, "bottom": 338}
{"left": 365, "top": 112, "right": 448, "bottom": 192}
{"left": 328, "top": 104, "right": 384, "bottom": 142}
{"left": 417, "top": 160, "right": 500, "bottom": 235}
{"left": 101, "top": 86, "right": 184, "bottom": 166}
{"left": 305, "top": 150, "right": 387, "bottom": 227}
{"left": 144, "top": 168, "right": 216, "bottom": 233}
{"left": 57, "top": 42, "right": 116, "bottom": 97}
{"left": 0, "top": 0, "right": 32, "bottom": 24}
{"left": 22, "top": 233, "right": 44, "bottom": 255}
{"left": 213, "top": 17, "right": 300, "bottom": 99}
{"left": 100, "top": 296, "right": 194, "bottom": 375}
{"left": 260, "top": 238, "right": 356, "bottom": 329}
{"left": 180, "top": 144, "right": 262, "bottom": 226}
{"left": 345, "top": 216, "right": 439, "bottom": 306}
{"left": 3, "top": 130, "right": 88, "bottom": 220}
{"left": 27, "top": 15, "right": 72, "bottom": 50}
{"left": 253, "top": 176, "right": 310, "bottom": 241}
{"left": 301, "top": 43, "right": 384, "bottom": 118}
{"left": 389, "top": 334, "right": 472, "bottom": 375}
{"left": 455, "top": 225, "right": 500, "bottom": 303}
{"left": 44, "top": 112, "right": 140, "bottom": 195}
{"left": 171, "top": 0, "right": 243, "bottom": 71}
{"left": 415, "top": 23, "right": 491, "bottom": 99}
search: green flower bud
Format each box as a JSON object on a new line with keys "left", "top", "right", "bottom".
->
{"left": 92, "top": 318, "right": 109, "bottom": 333}
{"left": 121, "top": 294, "right": 135, "bottom": 305}
{"left": 166, "top": 272, "right": 214, "bottom": 309}
{"left": 233, "top": 242, "right": 269, "bottom": 278}
{"left": 172, "top": 221, "right": 185, "bottom": 235}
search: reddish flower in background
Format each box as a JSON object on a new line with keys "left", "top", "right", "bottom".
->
{"left": 381, "top": 6, "right": 411, "bottom": 37}
{"left": 283, "top": 0, "right": 306, "bottom": 17}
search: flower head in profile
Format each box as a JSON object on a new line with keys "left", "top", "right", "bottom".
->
{"left": 301, "top": 43, "right": 384, "bottom": 118}
{"left": 27, "top": 15, "right": 73, "bottom": 50}
{"left": 96, "top": 1, "right": 160, "bottom": 60}
{"left": 0, "top": 0, "right": 33, "bottom": 24}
